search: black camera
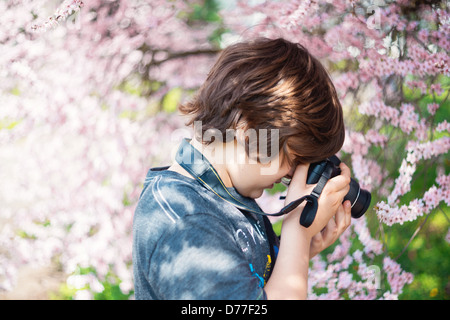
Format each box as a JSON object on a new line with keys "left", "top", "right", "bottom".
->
{"left": 306, "top": 155, "right": 371, "bottom": 219}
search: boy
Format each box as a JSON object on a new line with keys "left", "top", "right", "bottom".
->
{"left": 133, "top": 38, "right": 352, "bottom": 299}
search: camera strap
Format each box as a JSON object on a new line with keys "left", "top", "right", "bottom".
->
{"left": 299, "top": 164, "right": 334, "bottom": 227}
{"left": 175, "top": 138, "right": 320, "bottom": 227}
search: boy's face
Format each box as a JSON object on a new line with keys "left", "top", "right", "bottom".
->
{"left": 228, "top": 151, "right": 296, "bottom": 199}
{"left": 190, "top": 136, "right": 297, "bottom": 199}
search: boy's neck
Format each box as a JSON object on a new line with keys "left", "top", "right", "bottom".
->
{"left": 169, "top": 138, "right": 235, "bottom": 188}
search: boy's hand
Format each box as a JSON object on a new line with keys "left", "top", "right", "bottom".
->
{"left": 282, "top": 162, "right": 352, "bottom": 249}
{"left": 266, "top": 161, "right": 352, "bottom": 299}
{"left": 309, "top": 200, "right": 351, "bottom": 258}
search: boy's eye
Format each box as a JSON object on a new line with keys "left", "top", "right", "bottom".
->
{"left": 281, "top": 177, "right": 291, "bottom": 186}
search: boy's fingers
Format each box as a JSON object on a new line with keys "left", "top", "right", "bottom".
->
{"left": 321, "top": 216, "right": 337, "bottom": 244}
{"left": 339, "top": 162, "right": 351, "bottom": 179}
{"left": 325, "top": 162, "right": 351, "bottom": 197}
{"left": 334, "top": 203, "right": 346, "bottom": 229}
{"left": 344, "top": 200, "right": 352, "bottom": 227}
{"left": 335, "top": 201, "right": 351, "bottom": 231}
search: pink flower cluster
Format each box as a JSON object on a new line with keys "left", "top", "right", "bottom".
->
{"left": 406, "top": 137, "right": 450, "bottom": 164}
{"left": 388, "top": 159, "right": 416, "bottom": 205}
{"left": 436, "top": 120, "right": 450, "bottom": 133}
{"left": 377, "top": 174, "right": 450, "bottom": 226}
{"left": 383, "top": 257, "right": 414, "bottom": 296}
{"left": 358, "top": 101, "right": 428, "bottom": 141}
{"left": 358, "top": 100, "right": 400, "bottom": 126}
{"left": 427, "top": 103, "right": 440, "bottom": 116}
{"left": 341, "top": 130, "right": 386, "bottom": 191}
{"left": 307, "top": 217, "right": 403, "bottom": 300}
{"left": 398, "top": 103, "right": 427, "bottom": 138}
{"left": 334, "top": 72, "right": 359, "bottom": 98}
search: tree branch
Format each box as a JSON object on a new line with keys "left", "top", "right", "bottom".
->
{"left": 150, "top": 48, "right": 221, "bottom": 67}
{"left": 394, "top": 214, "right": 429, "bottom": 261}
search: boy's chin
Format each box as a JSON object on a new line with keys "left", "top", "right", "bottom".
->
{"left": 248, "top": 188, "right": 265, "bottom": 199}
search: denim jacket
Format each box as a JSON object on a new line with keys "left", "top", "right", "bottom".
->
{"left": 132, "top": 166, "right": 277, "bottom": 300}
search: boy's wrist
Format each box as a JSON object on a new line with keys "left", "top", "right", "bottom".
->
{"left": 281, "top": 205, "right": 315, "bottom": 241}
{"left": 281, "top": 211, "right": 313, "bottom": 254}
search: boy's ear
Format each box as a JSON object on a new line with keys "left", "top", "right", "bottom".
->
{"left": 234, "top": 125, "right": 246, "bottom": 146}
{"left": 233, "top": 120, "right": 252, "bottom": 150}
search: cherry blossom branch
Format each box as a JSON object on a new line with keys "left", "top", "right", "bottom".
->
{"left": 149, "top": 48, "right": 221, "bottom": 67}
{"left": 30, "top": 0, "right": 84, "bottom": 32}
{"left": 394, "top": 214, "right": 430, "bottom": 261}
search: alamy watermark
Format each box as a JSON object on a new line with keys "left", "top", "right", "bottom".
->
{"left": 365, "top": 265, "right": 381, "bottom": 290}
{"left": 367, "top": 0, "right": 385, "bottom": 30}
{"left": 333, "top": 0, "right": 385, "bottom": 55}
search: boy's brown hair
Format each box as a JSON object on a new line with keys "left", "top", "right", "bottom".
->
{"left": 179, "top": 37, "right": 345, "bottom": 165}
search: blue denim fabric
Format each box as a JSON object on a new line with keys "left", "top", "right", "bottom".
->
{"left": 132, "top": 167, "right": 276, "bottom": 300}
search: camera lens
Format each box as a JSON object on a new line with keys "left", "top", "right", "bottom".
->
{"left": 344, "top": 178, "right": 372, "bottom": 218}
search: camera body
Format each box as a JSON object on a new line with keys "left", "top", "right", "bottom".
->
{"left": 307, "top": 155, "right": 371, "bottom": 219}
